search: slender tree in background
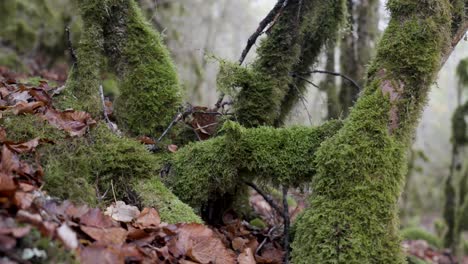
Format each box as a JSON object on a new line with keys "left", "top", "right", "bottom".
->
{"left": 339, "top": 0, "right": 379, "bottom": 116}
{"left": 444, "top": 58, "right": 468, "bottom": 255}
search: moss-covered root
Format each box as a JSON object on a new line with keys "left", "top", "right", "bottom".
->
{"left": 105, "top": 0, "right": 181, "bottom": 136}
{"left": 1, "top": 115, "right": 200, "bottom": 224}
{"left": 291, "top": 1, "right": 454, "bottom": 263}
{"left": 167, "top": 120, "right": 342, "bottom": 210}
{"left": 61, "top": 0, "right": 107, "bottom": 117}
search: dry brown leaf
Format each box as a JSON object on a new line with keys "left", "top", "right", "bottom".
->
{"left": 29, "top": 88, "right": 52, "bottom": 105}
{"left": 238, "top": 248, "right": 256, "bottom": 264}
{"left": 80, "top": 208, "right": 117, "bottom": 228}
{"left": 168, "top": 144, "right": 178, "bottom": 153}
{"left": 80, "top": 245, "right": 125, "bottom": 264}
{"left": 0, "top": 172, "right": 16, "bottom": 194}
{"left": 134, "top": 208, "right": 160, "bottom": 229}
{"left": 41, "top": 108, "right": 96, "bottom": 137}
{"left": 104, "top": 201, "right": 140, "bottom": 223}
{"left": 0, "top": 234, "right": 16, "bottom": 250}
{"left": 232, "top": 237, "right": 248, "bottom": 252}
{"left": 13, "top": 191, "right": 34, "bottom": 209}
{"left": 6, "top": 138, "right": 40, "bottom": 153}
{"left": 81, "top": 226, "right": 127, "bottom": 245}
{"left": 11, "top": 101, "right": 45, "bottom": 115}
{"left": 136, "top": 136, "right": 155, "bottom": 145}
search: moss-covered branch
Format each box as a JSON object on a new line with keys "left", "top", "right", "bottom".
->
{"left": 167, "top": 120, "right": 342, "bottom": 210}
{"left": 291, "top": 0, "right": 463, "bottom": 262}
{"left": 219, "top": 0, "right": 345, "bottom": 127}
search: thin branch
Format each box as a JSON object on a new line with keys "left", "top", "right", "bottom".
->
{"left": 157, "top": 112, "right": 184, "bottom": 142}
{"left": 292, "top": 84, "right": 313, "bottom": 125}
{"left": 238, "top": 0, "right": 288, "bottom": 65}
{"left": 282, "top": 186, "right": 290, "bottom": 264}
{"left": 291, "top": 74, "right": 321, "bottom": 90}
{"left": 65, "top": 27, "right": 77, "bottom": 66}
{"left": 295, "top": 70, "right": 362, "bottom": 91}
{"left": 245, "top": 181, "right": 284, "bottom": 217}
{"left": 216, "top": 0, "right": 289, "bottom": 109}
{"left": 99, "top": 85, "right": 121, "bottom": 135}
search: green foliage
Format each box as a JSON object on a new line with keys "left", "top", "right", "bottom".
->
{"left": 110, "top": 0, "right": 182, "bottom": 136}
{"left": 167, "top": 120, "right": 342, "bottom": 210}
{"left": 401, "top": 227, "right": 442, "bottom": 249}
{"left": 451, "top": 102, "right": 468, "bottom": 146}
{"left": 406, "top": 255, "right": 429, "bottom": 264}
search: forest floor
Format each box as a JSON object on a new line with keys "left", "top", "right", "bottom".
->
{"left": 0, "top": 66, "right": 465, "bottom": 264}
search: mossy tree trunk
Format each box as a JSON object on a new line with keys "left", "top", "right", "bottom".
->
{"left": 291, "top": 0, "right": 467, "bottom": 262}
{"left": 13, "top": 0, "right": 202, "bottom": 224}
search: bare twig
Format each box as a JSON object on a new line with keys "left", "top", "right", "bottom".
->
{"left": 291, "top": 74, "right": 321, "bottom": 90}
{"left": 65, "top": 27, "right": 77, "bottom": 66}
{"left": 245, "top": 181, "right": 284, "bottom": 217}
{"left": 157, "top": 112, "right": 184, "bottom": 143}
{"left": 111, "top": 179, "right": 117, "bottom": 203}
{"left": 282, "top": 186, "right": 290, "bottom": 264}
{"left": 99, "top": 85, "right": 121, "bottom": 135}
{"left": 294, "top": 70, "right": 363, "bottom": 91}
{"left": 239, "top": 0, "right": 288, "bottom": 65}
{"left": 256, "top": 226, "right": 279, "bottom": 256}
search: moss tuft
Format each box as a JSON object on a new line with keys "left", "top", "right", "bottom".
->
{"left": 106, "top": 0, "right": 182, "bottom": 136}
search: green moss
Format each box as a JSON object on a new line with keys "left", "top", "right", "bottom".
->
{"left": 1, "top": 113, "right": 200, "bottom": 223}
{"left": 406, "top": 255, "right": 429, "bottom": 264}
{"left": 250, "top": 218, "right": 267, "bottom": 229}
{"left": 167, "top": 120, "right": 342, "bottom": 209}
{"left": 401, "top": 227, "right": 442, "bottom": 249}
{"left": 63, "top": 0, "right": 107, "bottom": 117}
{"left": 107, "top": 0, "right": 182, "bottom": 136}
{"left": 134, "top": 178, "right": 202, "bottom": 224}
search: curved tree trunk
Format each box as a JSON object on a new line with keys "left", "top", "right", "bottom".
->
{"left": 291, "top": 0, "right": 467, "bottom": 262}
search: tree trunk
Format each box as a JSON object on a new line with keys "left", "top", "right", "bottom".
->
{"left": 339, "top": 0, "right": 379, "bottom": 117}
{"left": 291, "top": 0, "right": 466, "bottom": 262}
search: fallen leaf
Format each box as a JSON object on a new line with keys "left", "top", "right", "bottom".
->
{"left": 6, "top": 138, "right": 40, "bottom": 153}
{"left": 232, "top": 237, "right": 248, "bottom": 252}
{"left": 81, "top": 226, "right": 127, "bottom": 245}
{"left": 80, "top": 245, "right": 125, "bottom": 264}
{"left": 134, "top": 208, "right": 160, "bottom": 229}
{"left": 168, "top": 144, "right": 178, "bottom": 153}
{"left": 0, "top": 234, "right": 16, "bottom": 250}
{"left": 238, "top": 248, "right": 256, "bottom": 264}
{"left": 137, "top": 136, "right": 155, "bottom": 145}
{"left": 11, "top": 101, "right": 45, "bottom": 115}
{"left": 81, "top": 208, "right": 117, "bottom": 228}
{"left": 104, "top": 201, "right": 140, "bottom": 223}
{"left": 57, "top": 224, "right": 78, "bottom": 250}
